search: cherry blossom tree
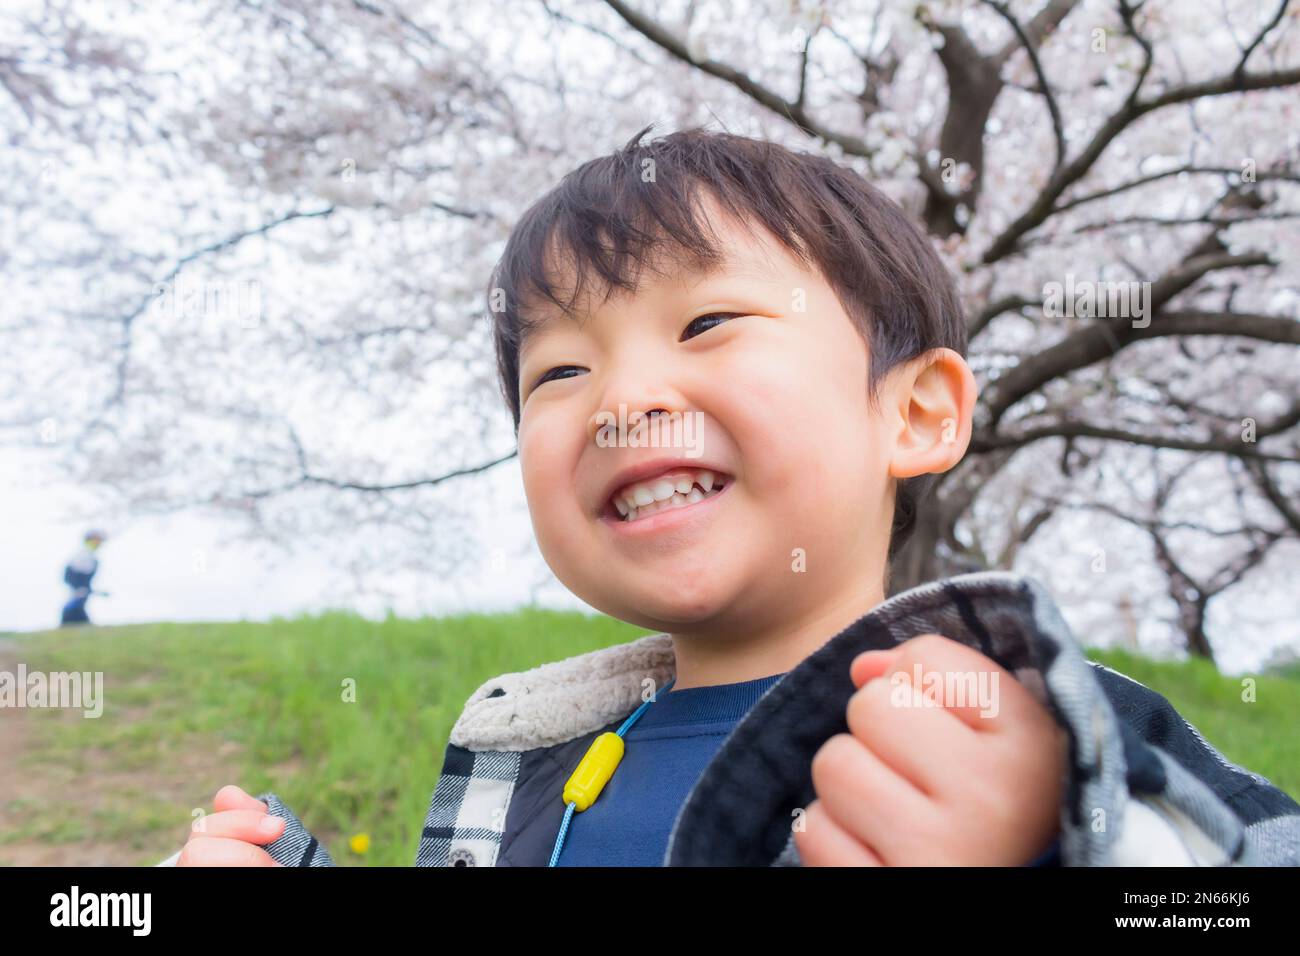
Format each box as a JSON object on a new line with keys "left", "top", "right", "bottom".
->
{"left": 4, "top": 0, "right": 1297, "bottom": 667}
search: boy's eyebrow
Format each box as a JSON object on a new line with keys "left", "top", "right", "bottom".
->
{"left": 516, "top": 241, "right": 775, "bottom": 355}
{"left": 517, "top": 307, "right": 565, "bottom": 354}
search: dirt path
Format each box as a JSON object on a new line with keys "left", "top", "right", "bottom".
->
{"left": 0, "top": 634, "right": 239, "bottom": 866}
{"left": 0, "top": 636, "right": 125, "bottom": 864}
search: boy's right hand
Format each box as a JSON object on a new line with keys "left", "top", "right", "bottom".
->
{"left": 175, "top": 784, "right": 286, "bottom": 866}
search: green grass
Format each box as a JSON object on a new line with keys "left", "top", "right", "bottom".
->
{"left": 2, "top": 609, "right": 651, "bottom": 866}
{"left": 2, "top": 613, "right": 1295, "bottom": 865}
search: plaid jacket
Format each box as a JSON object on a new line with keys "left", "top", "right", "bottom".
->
{"left": 157, "top": 571, "right": 1300, "bottom": 867}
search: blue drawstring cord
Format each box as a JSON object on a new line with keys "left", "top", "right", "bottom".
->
{"left": 548, "top": 803, "right": 577, "bottom": 868}
{"left": 548, "top": 677, "right": 675, "bottom": 867}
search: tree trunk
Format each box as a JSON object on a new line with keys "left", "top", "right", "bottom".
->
{"left": 1183, "top": 598, "right": 1216, "bottom": 663}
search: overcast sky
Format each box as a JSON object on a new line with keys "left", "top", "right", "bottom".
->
{"left": 0, "top": 445, "right": 586, "bottom": 634}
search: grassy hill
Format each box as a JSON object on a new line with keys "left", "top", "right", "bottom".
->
{"left": 1, "top": 612, "right": 1296, "bottom": 866}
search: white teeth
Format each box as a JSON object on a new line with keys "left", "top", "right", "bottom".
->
{"left": 613, "top": 468, "right": 728, "bottom": 522}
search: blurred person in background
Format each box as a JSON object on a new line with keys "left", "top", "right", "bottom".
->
{"left": 60, "top": 529, "right": 108, "bottom": 626}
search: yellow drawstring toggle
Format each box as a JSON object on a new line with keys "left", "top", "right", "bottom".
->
{"left": 562, "top": 732, "right": 625, "bottom": 811}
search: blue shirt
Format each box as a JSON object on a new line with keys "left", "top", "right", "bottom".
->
{"left": 555, "top": 672, "right": 785, "bottom": 866}
{"left": 551, "top": 669, "right": 1064, "bottom": 867}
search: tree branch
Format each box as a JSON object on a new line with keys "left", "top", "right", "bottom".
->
{"left": 1244, "top": 458, "right": 1300, "bottom": 536}
{"left": 600, "top": 0, "right": 874, "bottom": 159}
{"left": 991, "top": 0, "right": 1080, "bottom": 70}
{"left": 1235, "top": 0, "right": 1291, "bottom": 79}
{"left": 980, "top": 252, "right": 1277, "bottom": 425}
{"left": 969, "top": 293, "right": 1038, "bottom": 338}
{"left": 982, "top": 40, "right": 1300, "bottom": 263}
{"left": 1053, "top": 165, "right": 1300, "bottom": 216}
{"left": 983, "top": 0, "right": 1065, "bottom": 168}
{"left": 239, "top": 432, "right": 519, "bottom": 501}
{"left": 971, "top": 404, "right": 1300, "bottom": 462}
{"left": 104, "top": 206, "right": 337, "bottom": 409}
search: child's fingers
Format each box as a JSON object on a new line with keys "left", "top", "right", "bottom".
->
{"left": 810, "top": 732, "right": 927, "bottom": 861}
{"left": 794, "top": 798, "right": 883, "bottom": 867}
{"left": 850, "top": 648, "right": 901, "bottom": 688}
{"left": 889, "top": 634, "right": 1028, "bottom": 732}
{"left": 213, "top": 784, "right": 268, "bottom": 814}
{"left": 178, "top": 836, "right": 283, "bottom": 867}
{"left": 190, "top": 808, "right": 285, "bottom": 844}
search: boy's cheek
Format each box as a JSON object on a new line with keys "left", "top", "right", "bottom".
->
{"left": 518, "top": 413, "right": 580, "bottom": 508}
{"left": 518, "top": 431, "right": 589, "bottom": 570}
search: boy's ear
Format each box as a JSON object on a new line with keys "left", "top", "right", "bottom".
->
{"left": 886, "top": 348, "right": 977, "bottom": 480}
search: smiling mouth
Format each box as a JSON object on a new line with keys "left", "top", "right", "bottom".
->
{"left": 602, "top": 467, "right": 731, "bottom": 523}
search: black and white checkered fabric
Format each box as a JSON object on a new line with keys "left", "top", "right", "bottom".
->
{"left": 415, "top": 747, "right": 521, "bottom": 866}
{"left": 257, "top": 792, "right": 335, "bottom": 867}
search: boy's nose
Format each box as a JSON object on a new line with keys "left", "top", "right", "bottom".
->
{"left": 587, "top": 405, "right": 674, "bottom": 444}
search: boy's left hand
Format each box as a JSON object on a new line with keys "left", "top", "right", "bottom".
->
{"left": 795, "top": 633, "right": 1068, "bottom": 866}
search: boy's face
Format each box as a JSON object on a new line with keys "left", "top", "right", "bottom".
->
{"left": 515, "top": 197, "right": 904, "bottom": 636}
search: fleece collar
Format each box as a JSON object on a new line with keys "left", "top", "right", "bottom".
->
{"left": 448, "top": 628, "right": 675, "bottom": 752}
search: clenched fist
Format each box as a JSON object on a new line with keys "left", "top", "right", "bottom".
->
{"left": 795, "top": 633, "right": 1068, "bottom": 866}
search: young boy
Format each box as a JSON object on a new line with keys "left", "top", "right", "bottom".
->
{"left": 168, "top": 128, "right": 1300, "bottom": 867}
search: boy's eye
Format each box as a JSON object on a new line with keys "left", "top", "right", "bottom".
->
{"left": 528, "top": 313, "right": 741, "bottom": 394}
{"left": 533, "top": 365, "right": 586, "bottom": 390}
{"left": 681, "top": 312, "right": 742, "bottom": 341}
